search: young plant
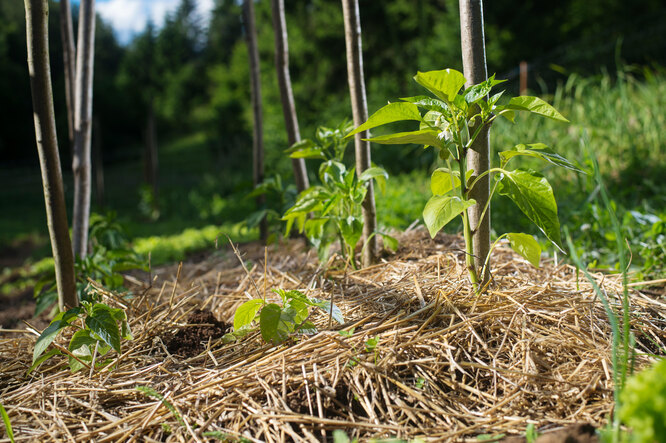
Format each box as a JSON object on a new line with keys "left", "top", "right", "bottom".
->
{"left": 231, "top": 289, "right": 343, "bottom": 345}
{"left": 30, "top": 299, "right": 132, "bottom": 374}
{"left": 245, "top": 174, "right": 298, "bottom": 243}
{"left": 0, "top": 403, "right": 14, "bottom": 443}
{"left": 282, "top": 121, "right": 396, "bottom": 269}
{"left": 348, "top": 68, "right": 580, "bottom": 289}
{"left": 34, "top": 212, "right": 148, "bottom": 315}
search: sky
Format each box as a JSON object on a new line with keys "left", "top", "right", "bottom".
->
{"left": 95, "top": 0, "right": 215, "bottom": 45}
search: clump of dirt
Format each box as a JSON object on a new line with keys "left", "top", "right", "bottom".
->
{"left": 163, "top": 310, "right": 231, "bottom": 357}
{"left": 504, "top": 423, "right": 598, "bottom": 443}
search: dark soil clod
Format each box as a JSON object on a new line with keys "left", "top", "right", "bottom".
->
{"left": 163, "top": 309, "right": 231, "bottom": 357}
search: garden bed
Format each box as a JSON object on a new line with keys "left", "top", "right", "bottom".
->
{"left": 1, "top": 229, "right": 665, "bottom": 441}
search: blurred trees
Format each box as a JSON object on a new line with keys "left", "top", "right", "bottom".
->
{"left": 1, "top": 0, "right": 665, "bottom": 178}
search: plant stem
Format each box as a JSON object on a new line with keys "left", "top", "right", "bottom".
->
{"left": 458, "top": 154, "right": 479, "bottom": 290}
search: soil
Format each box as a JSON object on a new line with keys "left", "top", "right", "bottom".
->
{"left": 162, "top": 309, "right": 231, "bottom": 357}
{"left": 503, "top": 423, "right": 598, "bottom": 443}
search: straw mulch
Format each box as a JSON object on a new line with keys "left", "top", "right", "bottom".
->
{"left": 1, "top": 229, "right": 665, "bottom": 442}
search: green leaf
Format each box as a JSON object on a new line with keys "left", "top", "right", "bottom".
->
{"left": 85, "top": 304, "right": 122, "bottom": 353}
{"left": 497, "top": 169, "right": 564, "bottom": 251}
{"left": 422, "top": 196, "right": 475, "bottom": 238}
{"left": 506, "top": 233, "right": 542, "bottom": 267}
{"left": 400, "top": 95, "right": 449, "bottom": 114}
{"left": 121, "top": 321, "right": 133, "bottom": 340}
{"left": 26, "top": 348, "right": 61, "bottom": 375}
{"left": 340, "top": 216, "right": 363, "bottom": 253}
{"left": 380, "top": 232, "right": 399, "bottom": 252}
{"left": 33, "top": 307, "right": 82, "bottom": 364}
{"left": 367, "top": 129, "right": 444, "bottom": 148}
{"left": 429, "top": 168, "right": 473, "bottom": 196}
{"left": 68, "top": 329, "right": 98, "bottom": 373}
{"left": 462, "top": 74, "right": 505, "bottom": 104}
{"left": 259, "top": 303, "right": 294, "bottom": 344}
{"left": 0, "top": 403, "right": 15, "bottom": 443}
{"left": 506, "top": 96, "right": 569, "bottom": 122}
{"left": 288, "top": 146, "right": 326, "bottom": 160}
{"left": 347, "top": 102, "right": 422, "bottom": 137}
{"left": 285, "top": 139, "right": 315, "bottom": 154}
{"left": 359, "top": 167, "right": 388, "bottom": 183}
{"left": 499, "top": 143, "right": 585, "bottom": 173}
{"left": 413, "top": 69, "right": 466, "bottom": 103}
{"left": 233, "top": 299, "right": 265, "bottom": 330}
{"left": 311, "top": 298, "right": 345, "bottom": 324}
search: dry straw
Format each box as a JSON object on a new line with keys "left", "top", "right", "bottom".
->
{"left": 1, "top": 229, "right": 664, "bottom": 441}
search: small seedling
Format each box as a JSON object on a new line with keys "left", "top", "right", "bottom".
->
{"left": 230, "top": 289, "right": 344, "bottom": 345}
{"left": 30, "top": 300, "right": 132, "bottom": 374}
{"left": 34, "top": 212, "right": 147, "bottom": 316}
{"left": 349, "top": 68, "right": 581, "bottom": 290}
{"left": 525, "top": 423, "right": 539, "bottom": 443}
{"left": 282, "top": 121, "right": 397, "bottom": 269}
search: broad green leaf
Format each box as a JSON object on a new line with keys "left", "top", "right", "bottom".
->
{"left": 506, "top": 233, "right": 542, "bottom": 267}
{"left": 304, "top": 218, "right": 328, "bottom": 244}
{"left": 27, "top": 348, "right": 61, "bottom": 375}
{"left": 499, "top": 143, "right": 585, "bottom": 173}
{"left": 359, "top": 167, "right": 388, "bottom": 183}
{"left": 283, "top": 303, "right": 309, "bottom": 326}
{"left": 288, "top": 147, "right": 326, "bottom": 160}
{"left": 400, "top": 95, "right": 449, "bottom": 114}
{"left": 462, "top": 75, "right": 505, "bottom": 104}
{"left": 311, "top": 298, "right": 345, "bottom": 324}
{"left": 347, "top": 102, "right": 422, "bottom": 137}
{"left": 340, "top": 216, "right": 363, "bottom": 252}
{"left": 85, "top": 304, "right": 122, "bottom": 353}
{"left": 497, "top": 109, "right": 515, "bottom": 123}
{"left": 259, "top": 303, "right": 294, "bottom": 344}
{"left": 297, "top": 321, "right": 317, "bottom": 334}
{"left": 497, "top": 169, "right": 564, "bottom": 251}
{"left": 0, "top": 402, "right": 14, "bottom": 443}
{"left": 233, "top": 298, "right": 265, "bottom": 330}
{"left": 423, "top": 196, "right": 475, "bottom": 238}
{"left": 430, "top": 168, "right": 474, "bottom": 195}
{"left": 68, "top": 329, "right": 98, "bottom": 373}
{"left": 380, "top": 232, "right": 399, "bottom": 252}
{"left": 121, "top": 321, "right": 133, "bottom": 340}
{"left": 506, "top": 96, "right": 569, "bottom": 122}
{"left": 33, "top": 307, "right": 82, "bottom": 364}
{"left": 320, "top": 161, "right": 346, "bottom": 186}
{"left": 284, "top": 139, "right": 315, "bottom": 154}
{"left": 367, "top": 129, "right": 444, "bottom": 148}
{"left": 413, "top": 69, "right": 466, "bottom": 103}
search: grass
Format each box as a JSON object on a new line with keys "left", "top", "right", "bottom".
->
{"left": 1, "top": 66, "right": 664, "bottom": 279}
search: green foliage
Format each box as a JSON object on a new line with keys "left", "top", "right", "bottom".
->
{"left": 34, "top": 213, "right": 148, "bottom": 316}
{"left": 525, "top": 423, "right": 539, "bottom": 443}
{"left": 353, "top": 67, "right": 574, "bottom": 288}
{"left": 30, "top": 300, "right": 132, "bottom": 374}
{"left": 230, "top": 289, "right": 343, "bottom": 345}
{"left": 245, "top": 174, "right": 298, "bottom": 244}
{"left": 564, "top": 154, "right": 634, "bottom": 442}
{"left": 0, "top": 402, "right": 14, "bottom": 443}
{"left": 619, "top": 358, "right": 666, "bottom": 443}
{"left": 282, "top": 122, "right": 395, "bottom": 269}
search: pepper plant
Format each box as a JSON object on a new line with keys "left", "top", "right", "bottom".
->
{"left": 281, "top": 122, "right": 396, "bottom": 269}
{"left": 348, "top": 68, "right": 581, "bottom": 290}
{"left": 231, "top": 289, "right": 343, "bottom": 345}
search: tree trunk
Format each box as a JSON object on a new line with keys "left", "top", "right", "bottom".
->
{"left": 92, "top": 116, "right": 105, "bottom": 208}
{"left": 60, "top": 0, "right": 76, "bottom": 150}
{"left": 342, "top": 0, "right": 376, "bottom": 267}
{"left": 243, "top": 0, "right": 267, "bottom": 241}
{"left": 144, "top": 97, "right": 159, "bottom": 213}
{"left": 71, "top": 0, "right": 96, "bottom": 258}
{"left": 24, "top": 0, "right": 78, "bottom": 311}
{"left": 459, "top": 0, "right": 490, "bottom": 285}
{"left": 270, "top": 0, "right": 309, "bottom": 193}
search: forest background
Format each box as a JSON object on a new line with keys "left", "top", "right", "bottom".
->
{"left": 1, "top": 0, "right": 665, "bottom": 279}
